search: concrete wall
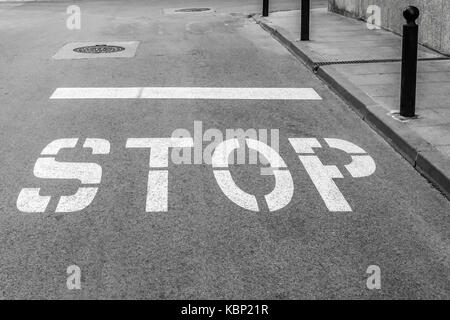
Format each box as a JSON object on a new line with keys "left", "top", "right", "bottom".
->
{"left": 328, "top": 0, "right": 450, "bottom": 55}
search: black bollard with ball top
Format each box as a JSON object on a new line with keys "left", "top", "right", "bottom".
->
{"left": 400, "top": 6, "right": 420, "bottom": 118}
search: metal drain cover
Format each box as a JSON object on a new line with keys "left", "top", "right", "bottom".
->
{"left": 53, "top": 41, "right": 139, "bottom": 60}
{"left": 175, "top": 8, "right": 211, "bottom": 12}
{"left": 73, "top": 44, "right": 125, "bottom": 54}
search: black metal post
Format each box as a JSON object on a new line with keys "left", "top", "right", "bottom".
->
{"left": 301, "top": 0, "right": 310, "bottom": 41}
{"left": 263, "top": 0, "right": 269, "bottom": 17}
{"left": 400, "top": 6, "right": 420, "bottom": 117}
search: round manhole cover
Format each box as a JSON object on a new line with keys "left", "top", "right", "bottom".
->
{"left": 175, "top": 8, "right": 211, "bottom": 12}
{"left": 73, "top": 44, "right": 125, "bottom": 54}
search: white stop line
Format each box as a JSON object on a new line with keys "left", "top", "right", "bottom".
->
{"left": 49, "top": 87, "right": 322, "bottom": 100}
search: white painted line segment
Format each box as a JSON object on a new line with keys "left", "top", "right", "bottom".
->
{"left": 50, "top": 87, "right": 322, "bottom": 100}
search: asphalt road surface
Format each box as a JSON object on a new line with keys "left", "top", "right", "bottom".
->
{"left": 0, "top": 0, "right": 449, "bottom": 299}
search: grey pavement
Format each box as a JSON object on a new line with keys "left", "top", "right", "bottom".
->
{"left": 265, "top": 8, "right": 444, "bottom": 62}
{"left": 257, "top": 7, "right": 450, "bottom": 198}
{"left": 0, "top": 0, "right": 449, "bottom": 300}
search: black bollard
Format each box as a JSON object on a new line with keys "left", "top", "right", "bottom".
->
{"left": 263, "top": 0, "right": 269, "bottom": 17}
{"left": 301, "top": 0, "right": 310, "bottom": 41}
{"left": 400, "top": 6, "right": 420, "bottom": 117}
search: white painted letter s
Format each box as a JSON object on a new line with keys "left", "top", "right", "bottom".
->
{"left": 17, "top": 138, "right": 110, "bottom": 213}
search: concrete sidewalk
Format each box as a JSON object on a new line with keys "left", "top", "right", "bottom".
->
{"left": 254, "top": 8, "right": 450, "bottom": 199}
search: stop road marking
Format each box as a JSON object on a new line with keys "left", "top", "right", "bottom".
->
{"left": 17, "top": 136, "right": 376, "bottom": 214}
